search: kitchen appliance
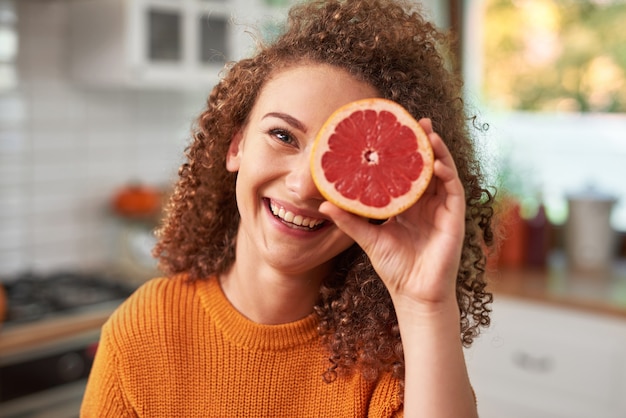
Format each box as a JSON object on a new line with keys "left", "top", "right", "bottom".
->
{"left": 565, "top": 188, "right": 618, "bottom": 274}
{"left": 0, "top": 271, "right": 134, "bottom": 417}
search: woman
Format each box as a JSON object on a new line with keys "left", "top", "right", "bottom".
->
{"left": 81, "top": 0, "right": 494, "bottom": 416}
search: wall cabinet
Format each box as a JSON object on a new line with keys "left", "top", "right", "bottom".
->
{"left": 68, "top": 0, "right": 290, "bottom": 89}
{"left": 465, "top": 297, "right": 626, "bottom": 418}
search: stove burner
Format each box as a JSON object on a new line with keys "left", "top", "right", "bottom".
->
{"left": 2, "top": 271, "right": 135, "bottom": 324}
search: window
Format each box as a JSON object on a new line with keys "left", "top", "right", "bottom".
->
{"left": 480, "top": 0, "right": 626, "bottom": 113}
{"left": 462, "top": 0, "right": 626, "bottom": 230}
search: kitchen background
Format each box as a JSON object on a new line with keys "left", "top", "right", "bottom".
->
{"left": 1, "top": 0, "right": 625, "bottom": 280}
{"left": 0, "top": 0, "right": 238, "bottom": 278}
{"left": 1, "top": 0, "right": 626, "bottom": 417}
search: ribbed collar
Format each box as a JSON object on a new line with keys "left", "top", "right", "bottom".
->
{"left": 198, "top": 276, "right": 320, "bottom": 352}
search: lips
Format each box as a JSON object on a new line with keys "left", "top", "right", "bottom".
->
{"left": 269, "top": 200, "right": 325, "bottom": 230}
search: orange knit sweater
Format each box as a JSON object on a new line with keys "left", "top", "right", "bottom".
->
{"left": 80, "top": 275, "right": 403, "bottom": 417}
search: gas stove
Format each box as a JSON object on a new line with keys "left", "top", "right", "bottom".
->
{"left": 0, "top": 270, "right": 136, "bottom": 417}
{"left": 2, "top": 270, "right": 135, "bottom": 325}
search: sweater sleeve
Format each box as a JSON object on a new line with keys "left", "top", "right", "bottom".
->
{"left": 367, "top": 372, "right": 404, "bottom": 418}
{"left": 80, "top": 321, "right": 137, "bottom": 418}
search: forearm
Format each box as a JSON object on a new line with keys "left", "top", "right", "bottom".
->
{"left": 395, "top": 299, "right": 477, "bottom": 418}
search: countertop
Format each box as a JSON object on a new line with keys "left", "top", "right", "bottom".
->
{"left": 2, "top": 255, "right": 626, "bottom": 358}
{"left": 489, "top": 253, "right": 626, "bottom": 319}
{"left": 0, "top": 301, "right": 120, "bottom": 359}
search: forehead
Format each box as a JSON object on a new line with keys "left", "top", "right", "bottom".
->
{"left": 251, "top": 63, "right": 379, "bottom": 115}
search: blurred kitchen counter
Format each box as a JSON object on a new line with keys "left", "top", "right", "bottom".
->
{"left": 0, "top": 301, "right": 119, "bottom": 358}
{"left": 489, "top": 252, "right": 626, "bottom": 319}
{"left": 3, "top": 254, "right": 625, "bottom": 357}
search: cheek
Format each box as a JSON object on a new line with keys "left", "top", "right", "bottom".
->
{"left": 233, "top": 169, "right": 250, "bottom": 206}
{"left": 329, "top": 232, "right": 356, "bottom": 256}
{"left": 232, "top": 162, "right": 267, "bottom": 217}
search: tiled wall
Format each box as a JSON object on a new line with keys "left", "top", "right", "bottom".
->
{"left": 2, "top": 0, "right": 625, "bottom": 279}
{"left": 0, "top": 0, "right": 207, "bottom": 277}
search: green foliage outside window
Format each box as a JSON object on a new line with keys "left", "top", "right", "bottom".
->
{"left": 483, "top": 0, "right": 626, "bottom": 113}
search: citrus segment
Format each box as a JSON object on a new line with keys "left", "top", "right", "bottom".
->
{"left": 311, "top": 98, "right": 434, "bottom": 219}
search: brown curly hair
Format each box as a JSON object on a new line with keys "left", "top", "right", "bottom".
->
{"left": 154, "top": 0, "right": 494, "bottom": 394}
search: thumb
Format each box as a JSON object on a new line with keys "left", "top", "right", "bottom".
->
{"left": 319, "top": 201, "right": 380, "bottom": 251}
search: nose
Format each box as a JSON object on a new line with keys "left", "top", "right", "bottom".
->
{"left": 286, "top": 152, "right": 324, "bottom": 201}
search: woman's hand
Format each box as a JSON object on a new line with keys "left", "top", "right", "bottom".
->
{"left": 319, "top": 118, "right": 466, "bottom": 310}
{"left": 320, "top": 119, "right": 478, "bottom": 417}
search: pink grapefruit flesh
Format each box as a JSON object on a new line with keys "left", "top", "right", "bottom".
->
{"left": 310, "top": 98, "right": 434, "bottom": 219}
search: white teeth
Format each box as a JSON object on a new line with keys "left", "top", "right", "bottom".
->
{"left": 270, "top": 202, "right": 323, "bottom": 229}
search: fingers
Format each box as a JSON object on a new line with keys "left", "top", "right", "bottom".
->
{"left": 319, "top": 200, "right": 366, "bottom": 233}
{"left": 418, "top": 117, "right": 434, "bottom": 135}
{"left": 419, "top": 118, "right": 463, "bottom": 195}
{"left": 319, "top": 201, "right": 380, "bottom": 251}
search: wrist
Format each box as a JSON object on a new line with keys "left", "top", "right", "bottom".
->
{"left": 392, "top": 295, "right": 462, "bottom": 340}
{"left": 392, "top": 292, "right": 460, "bottom": 321}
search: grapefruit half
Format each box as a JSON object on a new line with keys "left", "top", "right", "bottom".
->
{"left": 310, "top": 98, "right": 434, "bottom": 220}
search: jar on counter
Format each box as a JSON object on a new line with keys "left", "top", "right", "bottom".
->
{"left": 565, "top": 187, "right": 618, "bottom": 274}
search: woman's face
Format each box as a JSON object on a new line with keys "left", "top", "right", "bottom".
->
{"left": 226, "top": 63, "right": 378, "bottom": 276}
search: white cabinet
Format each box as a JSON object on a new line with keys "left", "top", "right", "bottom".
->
{"left": 68, "top": 0, "right": 291, "bottom": 89}
{"left": 465, "top": 297, "right": 626, "bottom": 418}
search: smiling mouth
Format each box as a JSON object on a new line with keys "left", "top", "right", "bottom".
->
{"left": 269, "top": 200, "right": 326, "bottom": 230}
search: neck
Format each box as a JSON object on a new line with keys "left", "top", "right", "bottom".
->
{"left": 219, "top": 262, "right": 327, "bottom": 325}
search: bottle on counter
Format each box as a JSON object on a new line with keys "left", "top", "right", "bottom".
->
{"left": 525, "top": 201, "right": 551, "bottom": 268}
{"left": 496, "top": 197, "right": 528, "bottom": 269}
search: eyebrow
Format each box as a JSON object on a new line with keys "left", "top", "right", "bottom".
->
{"left": 263, "top": 112, "right": 308, "bottom": 134}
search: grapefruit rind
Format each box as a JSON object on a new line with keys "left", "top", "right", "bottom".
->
{"left": 310, "top": 98, "right": 434, "bottom": 220}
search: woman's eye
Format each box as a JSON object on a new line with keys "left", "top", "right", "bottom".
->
{"left": 269, "top": 129, "right": 295, "bottom": 145}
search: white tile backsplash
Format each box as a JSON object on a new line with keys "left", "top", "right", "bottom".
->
{"left": 0, "top": 91, "right": 26, "bottom": 124}
{"left": 0, "top": 218, "right": 23, "bottom": 250}
{"left": 0, "top": 248, "right": 25, "bottom": 275}
{"left": 0, "top": 185, "right": 23, "bottom": 217}
{"left": 0, "top": 0, "right": 210, "bottom": 277}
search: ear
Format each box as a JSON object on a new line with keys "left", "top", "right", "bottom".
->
{"left": 226, "top": 130, "right": 243, "bottom": 173}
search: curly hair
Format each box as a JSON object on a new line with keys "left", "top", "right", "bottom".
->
{"left": 154, "top": 0, "right": 494, "bottom": 394}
